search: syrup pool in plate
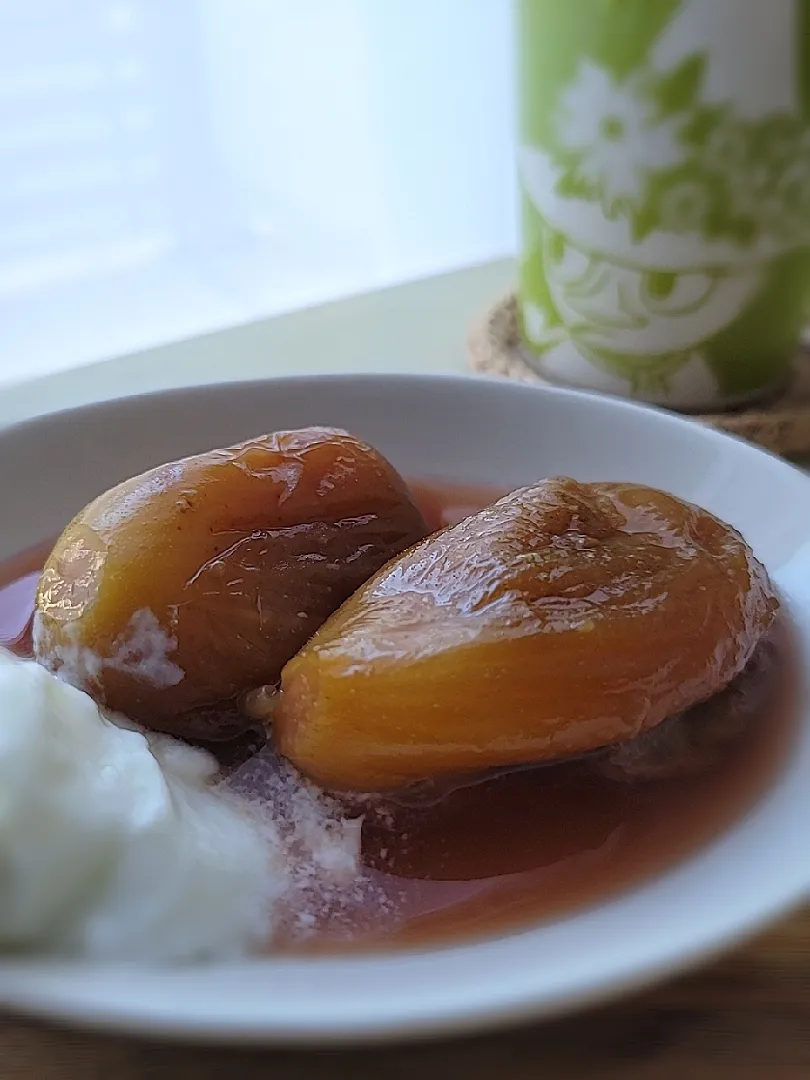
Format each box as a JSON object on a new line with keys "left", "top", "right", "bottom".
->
{"left": 3, "top": 373, "right": 810, "bottom": 1046}
{"left": 0, "top": 479, "right": 796, "bottom": 955}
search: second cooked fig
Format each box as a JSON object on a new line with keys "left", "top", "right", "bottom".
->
{"left": 34, "top": 427, "right": 428, "bottom": 739}
{"left": 276, "top": 478, "right": 778, "bottom": 790}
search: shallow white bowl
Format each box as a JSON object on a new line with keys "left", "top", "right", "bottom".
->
{"left": 0, "top": 373, "right": 809, "bottom": 1045}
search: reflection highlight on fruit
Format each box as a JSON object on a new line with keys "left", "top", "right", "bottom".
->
{"left": 33, "top": 427, "right": 428, "bottom": 741}
{"left": 276, "top": 479, "right": 777, "bottom": 791}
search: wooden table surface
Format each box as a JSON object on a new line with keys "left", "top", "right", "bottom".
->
{"left": 3, "top": 906, "right": 809, "bottom": 1080}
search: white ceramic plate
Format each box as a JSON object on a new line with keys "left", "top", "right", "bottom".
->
{"left": 0, "top": 374, "right": 809, "bottom": 1045}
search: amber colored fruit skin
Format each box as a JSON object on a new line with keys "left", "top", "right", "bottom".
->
{"left": 276, "top": 478, "right": 778, "bottom": 791}
{"left": 34, "top": 427, "right": 428, "bottom": 739}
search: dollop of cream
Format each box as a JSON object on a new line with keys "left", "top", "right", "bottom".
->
{"left": 0, "top": 649, "right": 283, "bottom": 962}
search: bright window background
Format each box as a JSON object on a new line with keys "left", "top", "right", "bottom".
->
{"left": 0, "top": 0, "right": 516, "bottom": 385}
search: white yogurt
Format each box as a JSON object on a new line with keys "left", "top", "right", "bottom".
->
{"left": 0, "top": 648, "right": 361, "bottom": 962}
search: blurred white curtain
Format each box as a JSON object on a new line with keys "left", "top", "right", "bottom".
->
{"left": 0, "top": 0, "right": 515, "bottom": 383}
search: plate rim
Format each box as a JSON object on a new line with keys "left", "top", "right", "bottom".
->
{"left": 1, "top": 372, "right": 809, "bottom": 1045}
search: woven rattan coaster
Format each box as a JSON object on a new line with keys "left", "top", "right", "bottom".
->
{"left": 468, "top": 293, "right": 810, "bottom": 457}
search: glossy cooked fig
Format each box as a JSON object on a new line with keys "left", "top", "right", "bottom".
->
{"left": 276, "top": 478, "right": 778, "bottom": 791}
{"left": 34, "top": 427, "right": 428, "bottom": 739}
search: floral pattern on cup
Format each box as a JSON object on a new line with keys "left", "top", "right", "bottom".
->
{"left": 518, "top": 0, "right": 810, "bottom": 408}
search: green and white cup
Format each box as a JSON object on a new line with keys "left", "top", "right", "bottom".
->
{"left": 516, "top": 0, "right": 810, "bottom": 409}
